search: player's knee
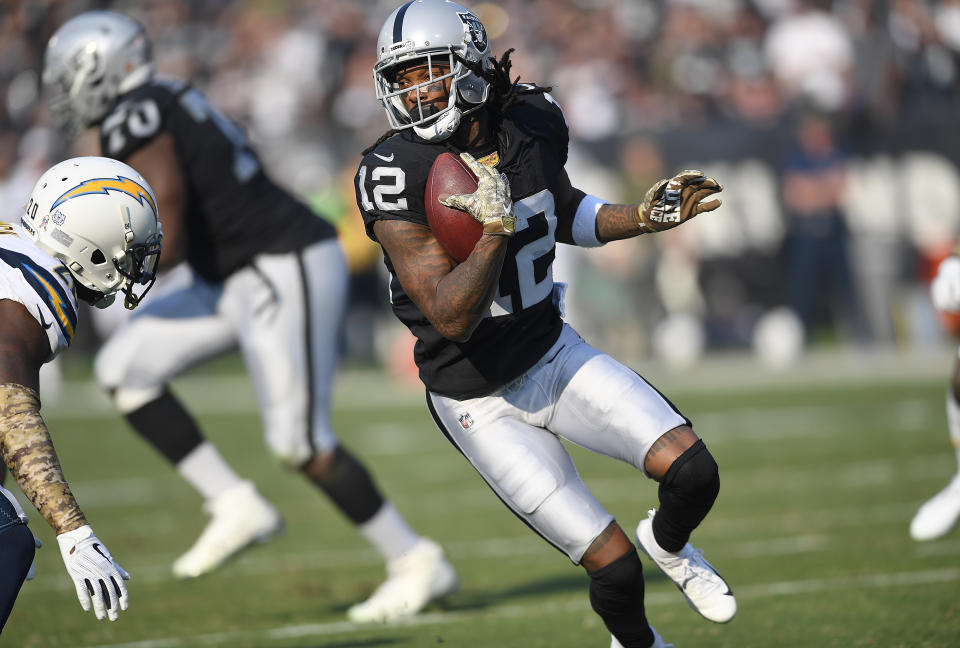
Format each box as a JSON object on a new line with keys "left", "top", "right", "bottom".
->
{"left": 94, "top": 337, "right": 164, "bottom": 413}
{"left": 266, "top": 438, "right": 310, "bottom": 468}
{"left": 263, "top": 414, "right": 315, "bottom": 467}
{"left": 660, "top": 439, "right": 720, "bottom": 508}
{"left": 588, "top": 549, "right": 648, "bottom": 638}
{"left": 93, "top": 338, "right": 126, "bottom": 392}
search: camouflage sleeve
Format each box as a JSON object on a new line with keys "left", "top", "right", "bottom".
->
{"left": 0, "top": 383, "right": 86, "bottom": 534}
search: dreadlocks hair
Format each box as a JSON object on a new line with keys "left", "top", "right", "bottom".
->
{"left": 362, "top": 48, "right": 553, "bottom": 155}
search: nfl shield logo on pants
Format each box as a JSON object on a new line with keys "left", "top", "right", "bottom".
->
{"left": 458, "top": 413, "right": 474, "bottom": 429}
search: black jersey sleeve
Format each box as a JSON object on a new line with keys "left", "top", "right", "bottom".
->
{"left": 355, "top": 134, "right": 440, "bottom": 243}
{"left": 509, "top": 88, "right": 571, "bottom": 168}
{"left": 98, "top": 82, "right": 180, "bottom": 160}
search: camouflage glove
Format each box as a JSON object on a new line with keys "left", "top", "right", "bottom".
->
{"left": 441, "top": 152, "right": 517, "bottom": 236}
{"left": 636, "top": 169, "right": 722, "bottom": 233}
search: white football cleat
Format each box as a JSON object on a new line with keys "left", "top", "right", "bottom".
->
{"left": 172, "top": 480, "right": 284, "bottom": 579}
{"left": 347, "top": 538, "right": 459, "bottom": 623}
{"left": 610, "top": 626, "right": 673, "bottom": 648}
{"left": 910, "top": 473, "right": 960, "bottom": 541}
{"left": 637, "top": 509, "right": 736, "bottom": 624}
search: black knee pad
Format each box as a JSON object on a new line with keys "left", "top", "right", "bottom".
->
{"left": 306, "top": 445, "right": 384, "bottom": 525}
{"left": 660, "top": 439, "right": 720, "bottom": 506}
{"left": 654, "top": 440, "right": 720, "bottom": 552}
{"left": 125, "top": 389, "right": 205, "bottom": 465}
{"left": 588, "top": 550, "right": 653, "bottom": 648}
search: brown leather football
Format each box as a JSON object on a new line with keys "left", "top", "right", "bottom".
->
{"left": 425, "top": 152, "right": 481, "bottom": 262}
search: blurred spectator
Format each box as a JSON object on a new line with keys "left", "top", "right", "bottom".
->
{"left": 780, "top": 110, "right": 866, "bottom": 343}
{"left": 765, "top": 0, "right": 855, "bottom": 112}
{"left": 1, "top": 0, "right": 959, "bottom": 367}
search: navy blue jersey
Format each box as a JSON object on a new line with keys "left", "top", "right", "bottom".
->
{"left": 99, "top": 78, "right": 335, "bottom": 282}
{"left": 357, "top": 91, "right": 570, "bottom": 398}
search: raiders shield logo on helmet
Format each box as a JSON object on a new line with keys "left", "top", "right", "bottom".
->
{"left": 457, "top": 12, "right": 487, "bottom": 52}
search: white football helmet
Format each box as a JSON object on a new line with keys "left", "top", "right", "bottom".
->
{"left": 42, "top": 11, "right": 153, "bottom": 136}
{"left": 374, "top": 0, "right": 492, "bottom": 142}
{"left": 21, "top": 156, "right": 162, "bottom": 310}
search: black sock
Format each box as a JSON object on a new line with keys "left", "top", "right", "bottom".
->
{"left": 306, "top": 446, "right": 384, "bottom": 525}
{"left": 124, "top": 388, "right": 205, "bottom": 464}
{"left": 588, "top": 550, "right": 653, "bottom": 648}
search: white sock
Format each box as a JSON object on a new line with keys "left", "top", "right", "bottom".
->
{"left": 358, "top": 502, "right": 421, "bottom": 562}
{"left": 640, "top": 515, "right": 676, "bottom": 560}
{"left": 946, "top": 390, "right": 960, "bottom": 472}
{"left": 176, "top": 441, "right": 245, "bottom": 501}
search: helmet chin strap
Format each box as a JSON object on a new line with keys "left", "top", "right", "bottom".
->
{"left": 413, "top": 107, "right": 463, "bottom": 142}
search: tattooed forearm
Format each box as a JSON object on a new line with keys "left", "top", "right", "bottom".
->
{"left": 433, "top": 234, "right": 508, "bottom": 339}
{"left": 596, "top": 204, "right": 645, "bottom": 243}
{"left": 375, "top": 219, "right": 509, "bottom": 342}
{"left": 0, "top": 383, "right": 86, "bottom": 535}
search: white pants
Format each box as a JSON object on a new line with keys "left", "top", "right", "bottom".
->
{"left": 427, "top": 325, "right": 689, "bottom": 564}
{"left": 95, "top": 239, "right": 347, "bottom": 465}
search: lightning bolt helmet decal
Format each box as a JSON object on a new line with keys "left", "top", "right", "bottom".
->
{"left": 51, "top": 175, "right": 157, "bottom": 216}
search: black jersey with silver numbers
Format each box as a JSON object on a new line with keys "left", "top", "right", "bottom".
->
{"left": 99, "top": 78, "right": 335, "bottom": 282}
{"left": 357, "top": 91, "right": 569, "bottom": 398}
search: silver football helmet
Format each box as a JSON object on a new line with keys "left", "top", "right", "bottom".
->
{"left": 42, "top": 11, "right": 153, "bottom": 136}
{"left": 374, "top": 0, "right": 492, "bottom": 142}
{"left": 22, "top": 156, "right": 162, "bottom": 310}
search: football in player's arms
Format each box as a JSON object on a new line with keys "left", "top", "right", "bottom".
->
{"left": 357, "top": 2, "right": 728, "bottom": 647}
{"left": 425, "top": 151, "right": 482, "bottom": 262}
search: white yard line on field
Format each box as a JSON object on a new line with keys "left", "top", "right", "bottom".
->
{"left": 83, "top": 567, "right": 960, "bottom": 648}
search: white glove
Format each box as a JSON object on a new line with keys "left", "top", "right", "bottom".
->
{"left": 57, "top": 525, "right": 130, "bottom": 621}
{"left": 931, "top": 256, "right": 960, "bottom": 313}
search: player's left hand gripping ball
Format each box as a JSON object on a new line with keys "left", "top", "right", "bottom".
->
{"left": 637, "top": 169, "right": 722, "bottom": 232}
{"left": 57, "top": 525, "right": 131, "bottom": 621}
{"left": 441, "top": 153, "right": 516, "bottom": 236}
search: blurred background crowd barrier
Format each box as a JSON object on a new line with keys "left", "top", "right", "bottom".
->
{"left": 3, "top": 0, "right": 960, "bottom": 376}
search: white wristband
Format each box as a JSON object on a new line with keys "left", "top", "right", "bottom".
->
{"left": 572, "top": 194, "right": 607, "bottom": 247}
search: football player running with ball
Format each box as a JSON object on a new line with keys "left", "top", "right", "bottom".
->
{"left": 911, "top": 253, "right": 960, "bottom": 541}
{"left": 42, "top": 11, "right": 457, "bottom": 622}
{"left": 356, "top": 1, "right": 735, "bottom": 646}
{"left": 0, "top": 156, "right": 161, "bottom": 631}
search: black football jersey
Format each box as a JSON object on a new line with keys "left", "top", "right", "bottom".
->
{"left": 356, "top": 91, "right": 570, "bottom": 398}
{"left": 99, "top": 78, "right": 335, "bottom": 282}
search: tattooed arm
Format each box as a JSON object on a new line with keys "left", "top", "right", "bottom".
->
{"left": 553, "top": 168, "right": 723, "bottom": 245}
{"left": 373, "top": 219, "right": 509, "bottom": 342}
{"left": 0, "top": 299, "right": 87, "bottom": 534}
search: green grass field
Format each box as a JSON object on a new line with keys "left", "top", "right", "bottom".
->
{"left": 5, "top": 352, "right": 960, "bottom": 647}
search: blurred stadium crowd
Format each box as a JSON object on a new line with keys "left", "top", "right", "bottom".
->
{"left": 2, "top": 0, "right": 960, "bottom": 371}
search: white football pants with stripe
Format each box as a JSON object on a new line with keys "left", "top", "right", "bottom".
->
{"left": 95, "top": 239, "right": 346, "bottom": 465}
{"left": 427, "top": 324, "right": 689, "bottom": 563}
